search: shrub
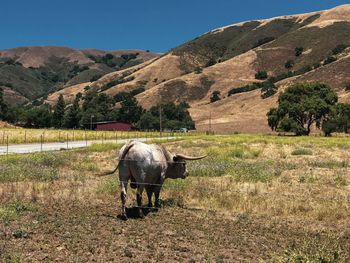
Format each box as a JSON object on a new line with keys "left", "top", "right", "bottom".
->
{"left": 210, "top": 91, "right": 221, "bottom": 103}
{"left": 285, "top": 59, "right": 294, "bottom": 69}
{"left": 323, "top": 56, "right": 337, "bottom": 65}
{"left": 345, "top": 83, "right": 350, "bottom": 92}
{"left": 90, "top": 74, "right": 102, "bottom": 82}
{"left": 194, "top": 67, "right": 203, "bottom": 74}
{"left": 332, "top": 44, "right": 348, "bottom": 55}
{"left": 261, "top": 82, "right": 277, "bottom": 99}
{"left": 295, "top": 47, "right": 303, "bottom": 57}
{"left": 228, "top": 84, "right": 259, "bottom": 96}
{"left": 253, "top": 37, "right": 275, "bottom": 48}
{"left": 255, "top": 71, "right": 268, "bottom": 80}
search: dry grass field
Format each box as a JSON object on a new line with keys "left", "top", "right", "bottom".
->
{"left": 1, "top": 134, "right": 350, "bottom": 262}
{"left": 0, "top": 128, "right": 177, "bottom": 145}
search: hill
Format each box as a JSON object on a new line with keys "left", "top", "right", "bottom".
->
{"left": 0, "top": 46, "right": 159, "bottom": 104}
{"left": 13, "top": 5, "right": 350, "bottom": 132}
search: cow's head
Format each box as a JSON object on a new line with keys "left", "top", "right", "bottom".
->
{"left": 166, "top": 154, "right": 206, "bottom": 179}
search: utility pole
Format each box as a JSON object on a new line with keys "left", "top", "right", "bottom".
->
{"left": 90, "top": 114, "right": 94, "bottom": 130}
{"left": 159, "top": 97, "right": 162, "bottom": 137}
{"left": 209, "top": 111, "right": 212, "bottom": 134}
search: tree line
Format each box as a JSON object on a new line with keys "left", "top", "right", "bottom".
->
{"left": 0, "top": 87, "right": 195, "bottom": 131}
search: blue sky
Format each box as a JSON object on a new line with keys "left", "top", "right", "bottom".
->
{"left": 0, "top": 0, "right": 349, "bottom": 52}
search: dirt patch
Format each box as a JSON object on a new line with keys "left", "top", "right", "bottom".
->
{"left": 1, "top": 199, "right": 349, "bottom": 262}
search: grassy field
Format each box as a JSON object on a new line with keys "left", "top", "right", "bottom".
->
{"left": 1, "top": 134, "right": 350, "bottom": 262}
{"left": 0, "top": 128, "right": 191, "bottom": 145}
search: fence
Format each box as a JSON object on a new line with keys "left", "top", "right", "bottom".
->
{"left": 0, "top": 129, "right": 207, "bottom": 155}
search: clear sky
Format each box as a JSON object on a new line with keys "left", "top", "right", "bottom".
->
{"left": 1, "top": 0, "right": 349, "bottom": 52}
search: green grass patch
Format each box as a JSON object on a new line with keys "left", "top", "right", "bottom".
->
{"left": 0, "top": 152, "right": 72, "bottom": 182}
{"left": 97, "top": 176, "right": 119, "bottom": 195}
{"left": 335, "top": 175, "right": 348, "bottom": 186}
{"left": 85, "top": 143, "right": 122, "bottom": 152}
{"left": 163, "top": 179, "right": 189, "bottom": 191}
{"left": 291, "top": 148, "right": 313, "bottom": 156}
{"left": 308, "top": 160, "right": 348, "bottom": 169}
{"left": 228, "top": 160, "right": 294, "bottom": 183}
{"left": 0, "top": 200, "right": 34, "bottom": 222}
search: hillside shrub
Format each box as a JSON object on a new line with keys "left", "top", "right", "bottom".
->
{"left": 332, "top": 44, "right": 348, "bottom": 55}
{"left": 323, "top": 56, "right": 337, "bottom": 65}
{"left": 295, "top": 47, "right": 303, "bottom": 57}
{"left": 261, "top": 82, "right": 277, "bottom": 99}
{"left": 346, "top": 83, "right": 350, "bottom": 92}
{"left": 253, "top": 37, "right": 275, "bottom": 48}
{"left": 210, "top": 91, "right": 221, "bottom": 103}
{"left": 90, "top": 74, "right": 102, "bottom": 82}
{"left": 255, "top": 71, "right": 268, "bottom": 80}
{"left": 228, "top": 84, "right": 259, "bottom": 96}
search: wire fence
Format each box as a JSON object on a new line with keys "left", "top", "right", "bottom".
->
{"left": 0, "top": 130, "right": 206, "bottom": 155}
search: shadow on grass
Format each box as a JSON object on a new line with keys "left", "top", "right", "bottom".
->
{"left": 101, "top": 198, "right": 183, "bottom": 221}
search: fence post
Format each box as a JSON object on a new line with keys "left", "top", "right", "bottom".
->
{"left": 6, "top": 135, "right": 9, "bottom": 155}
{"left": 24, "top": 130, "right": 27, "bottom": 144}
{"left": 85, "top": 131, "right": 87, "bottom": 147}
{"left": 40, "top": 134, "right": 43, "bottom": 152}
{"left": 115, "top": 132, "right": 118, "bottom": 143}
{"left": 66, "top": 134, "right": 69, "bottom": 149}
{"left": 2, "top": 131, "right": 5, "bottom": 145}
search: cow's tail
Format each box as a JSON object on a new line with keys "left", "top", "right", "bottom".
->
{"left": 96, "top": 142, "right": 135, "bottom": 177}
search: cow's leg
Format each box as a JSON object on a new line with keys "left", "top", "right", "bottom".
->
{"left": 154, "top": 185, "right": 162, "bottom": 210}
{"left": 154, "top": 175, "right": 164, "bottom": 210}
{"left": 136, "top": 185, "right": 145, "bottom": 218}
{"left": 120, "top": 180, "right": 128, "bottom": 220}
{"left": 145, "top": 185, "right": 153, "bottom": 208}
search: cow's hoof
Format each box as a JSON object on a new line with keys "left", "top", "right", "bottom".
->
{"left": 138, "top": 210, "right": 144, "bottom": 219}
{"left": 120, "top": 214, "right": 128, "bottom": 221}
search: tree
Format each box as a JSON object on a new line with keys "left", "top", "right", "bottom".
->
{"left": 267, "top": 83, "right": 338, "bottom": 135}
{"left": 118, "top": 95, "right": 144, "bottom": 124}
{"left": 322, "top": 103, "right": 350, "bottom": 136}
{"left": 63, "top": 95, "right": 81, "bottom": 128}
{"left": 138, "top": 111, "right": 159, "bottom": 130}
{"left": 295, "top": 47, "right": 303, "bottom": 57}
{"left": 267, "top": 108, "right": 279, "bottom": 131}
{"left": 52, "top": 95, "right": 66, "bottom": 128}
{"left": 139, "top": 102, "right": 195, "bottom": 131}
{"left": 255, "top": 71, "right": 268, "bottom": 80}
{"left": 23, "top": 105, "right": 52, "bottom": 128}
{"left": 210, "top": 91, "right": 221, "bottom": 103}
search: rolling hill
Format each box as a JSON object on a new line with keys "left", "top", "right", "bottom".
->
{"left": 10, "top": 5, "right": 350, "bottom": 133}
{"left": 0, "top": 46, "right": 159, "bottom": 104}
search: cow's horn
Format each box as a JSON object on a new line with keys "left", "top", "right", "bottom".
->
{"left": 175, "top": 154, "right": 207, "bottom": 160}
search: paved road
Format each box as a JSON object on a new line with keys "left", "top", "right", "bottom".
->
{"left": 0, "top": 137, "right": 171, "bottom": 155}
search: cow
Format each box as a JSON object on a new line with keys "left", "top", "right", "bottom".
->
{"left": 99, "top": 140, "right": 206, "bottom": 220}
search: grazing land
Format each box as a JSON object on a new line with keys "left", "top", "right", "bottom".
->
{"left": 1, "top": 134, "right": 350, "bottom": 262}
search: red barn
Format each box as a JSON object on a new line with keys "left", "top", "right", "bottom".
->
{"left": 95, "top": 122, "right": 133, "bottom": 131}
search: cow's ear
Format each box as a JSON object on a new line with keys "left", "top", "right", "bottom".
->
{"left": 173, "top": 156, "right": 179, "bottom": 162}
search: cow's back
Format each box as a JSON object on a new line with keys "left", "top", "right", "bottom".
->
{"left": 118, "top": 141, "right": 168, "bottom": 185}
